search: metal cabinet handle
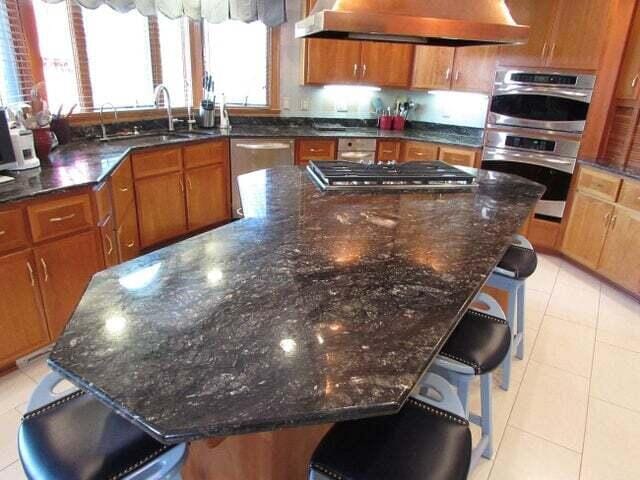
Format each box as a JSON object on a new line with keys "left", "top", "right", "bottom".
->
{"left": 27, "top": 261, "right": 35, "bottom": 287}
{"left": 0, "top": 230, "right": 5, "bottom": 236}
{"left": 126, "top": 240, "right": 135, "bottom": 248}
{"left": 49, "top": 213, "right": 76, "bottom": 223}
{"left": 445, "top": 67, "right": 451, "bottom": 80}
{"left": 119, "top": 186, "right": 129, "bottom": 192}
{"left": 611, "top": 215, "right": 618, "bottom": 230}
{"left": 353, "top": 63, "right": 358, "bottom": 78}
{"left": 179, "top": 179, "right": 185, "bottom": 193}
{"left": 382, "top": 150, "right": 393, "bottom": 154}
{"left": 187, "top": 178, "right": 193, "bottom": 190}
{"left": 309, "top": 148, "right": 323, "bottom": 153}
{"left": 236, "top": 207, "right": 244, "bottom": 217}
{"left": 40, "top": 258, "right": 49, "bottom": 282}
{"left": 632, "top": 74, "right": 639, "bottom": 89}
{"left": 541, "top": 42, "right": 548, "bottom": 60}
{"left": 362, "top": 64, "right": 367, "bottom": 77}
{"left": 549, "top": 43, "right": 557, "bottom": 61}
{"left": 104, "top": 234, "right": 114, "bottom": 255}
{"left": 604, "top": 212, "right": 612, "bottom": 226}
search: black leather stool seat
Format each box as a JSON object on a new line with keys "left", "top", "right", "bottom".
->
{"left": 19, "top": 390, "right": 170, "bottom": 480}
{"left": 440, "top": 309, "right": 511, "bottom": 375}
{"left": 310, "top": 397, "right": 471, "bottom": 480}
{"left": 497, "top": 244, "right": 537, "bottom": 279}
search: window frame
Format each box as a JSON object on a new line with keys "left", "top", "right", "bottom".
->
{"left": 11, "top": 0, "right": 280, "bottom": 125}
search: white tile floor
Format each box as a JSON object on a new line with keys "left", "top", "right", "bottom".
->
{"left": 0, "top": 254, "right": 639, "bottom": 479}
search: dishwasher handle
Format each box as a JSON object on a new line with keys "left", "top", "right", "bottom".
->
{"left": 235, "top": 142, "right": 293, "bottom": 150}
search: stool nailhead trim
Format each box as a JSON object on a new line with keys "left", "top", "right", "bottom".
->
{"left": 406, "top": 398, "right": 469, "bottom": 426}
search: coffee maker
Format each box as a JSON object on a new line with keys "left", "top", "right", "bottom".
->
{"left": 0, "top": 108, "right": 40, "bottom": 171}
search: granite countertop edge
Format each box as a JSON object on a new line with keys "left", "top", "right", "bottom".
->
{"left": 578, "top": 159, "right": 640, "bottom": 182}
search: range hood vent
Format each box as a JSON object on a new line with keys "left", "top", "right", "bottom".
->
{"left": 295, "top": 0, "right": 529, "bottom": 47}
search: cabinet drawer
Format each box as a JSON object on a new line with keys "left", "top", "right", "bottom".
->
{"left": 0, "top": 208, "right": 29, "bottom": 254}
{"left": 110, "top": 157, "right": 135, "bottom": 224}
{"left": 618, "top": 179, "right": 640, "bottom": 212}
{"left": 184, "top": 140, "right": 228, "bottom": 169}
{"left": 376, "top": 140, "right": 402, "bottom": 161}
{"left": 297, "top": 139, "right": 337, "bottom": 164}
{"left": 27, "top": 193, "right": 94, "bottom": 243}
{"left": 438, "top": 146, "right": 478, "bottom": 167}
{"left": 131, "top": 148, "right": 182, "bottom": 179}
{"left": 402, "top": 141, "right": 439, "bottom": 162}
{"left": 576, "top": 167, "right": 621, "bottom": 201}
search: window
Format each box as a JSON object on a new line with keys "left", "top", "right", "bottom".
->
{"left": 203, "top": 21, "right": 268, "bottom": 106}
{"left": 157, "top": 16, "right": 191, "bottom": 108}
{"left": 0, "top": 0, "right": 31, "bottom": 106}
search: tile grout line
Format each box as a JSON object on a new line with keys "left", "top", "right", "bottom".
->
{"left": 508, "top": 424, "right": 585, "bottom": 455}
{"left": 578, "top": 280, "right": 602, "bottom": 479}
{"left": 595, "top": 338, "right": 640, "bottom": 355}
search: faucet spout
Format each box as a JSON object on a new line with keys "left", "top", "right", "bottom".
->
{"left": 99, "top": 103, "right": 118, "bottom": 140}
{"left": 154, "top": 84, "right": 174, "bottom": 132}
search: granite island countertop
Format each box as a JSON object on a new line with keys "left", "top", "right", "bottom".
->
{"left": 49, "top": 166, "right": 544, "bottom": 444}
{"left": 0, "top": 124, "right": 483, "bottom": 204}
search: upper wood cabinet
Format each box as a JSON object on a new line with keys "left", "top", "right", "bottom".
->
{"left": 411, "top": 46, "right": 497, "bottom": 93}
{"left": 359, "top": 43, "right": 414, "bottom": 87}
{"left": 411, "top": 47, "right": 455, "bottom": 90}
{"left": 499, "top": 0, "right": 609, "bottom": 70}
{"left": 185, "top": 164, "right": 230, "bottom": 231}
{"left": 615, "top": 6, "right": 640, "bottom": 101}
{"left": 34, "top": 230, "right": 103, "bottom": 338}
{"left": 0, "top": 249, "right": 50, "bottom": 367}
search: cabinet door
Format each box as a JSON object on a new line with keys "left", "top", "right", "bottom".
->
{"left": 615, "top": 7, "right": 640, "bottom": 100}
{"left": 452, "top": 46, "right": 498, "bottom": 93}
{"left": 598, "top": 206, "right": 640, "bottom": 292}
{"left": 411, "top": 46, "right": 454, "bottom": 90}
{"left": 186, "top": 164, "right": 230, "bottom": 231}
{"left": 35, "top": 230, "right": 103, "bottom": 339}
{"left": 438, "top": 147, "right": 478, "bottom": 168}
{"left": 547, "top": 0, "right": 609, "bottom": 70}
{"left": 100, "top": 215, "right": 119, "bottom": 268}
{"left": 0, "top": 250, "right": 50, "bottom": 366}
{"left": 136, "top": 172, "right": 188, "bottom": 248}
{"left": 561, "top": 192, "right": 614, "bottom": 269}
{"left": 296, "top": 139, "right": 337, "bottom": 165}
{"left": 499, "top": 0, "right": 559, "bottom": 67}
{"left": 305, "top": 39, "right": 362, "bottom": 85}
{"left": 376, "top": 140, "right": 402, "bottom": 162}
{"left": 401, "top": 142, "right": 439, "bottom": 162}
{"left": 360, "top": 42, "right": 414, "bottom": 87}
{"left": 117, "top": 205, "right": 140, "bottom": 263}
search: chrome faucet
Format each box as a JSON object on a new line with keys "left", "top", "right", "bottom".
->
{"left": 99, "top": 103, "right": 118, "bottom": 140}
{"left": 154, "top": 84, "right": 174, "bottom": 132}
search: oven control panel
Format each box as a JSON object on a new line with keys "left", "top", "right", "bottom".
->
{"left": 505, "top": 136, "right": 556, "bottom": 152}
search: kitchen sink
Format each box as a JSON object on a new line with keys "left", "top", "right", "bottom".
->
{"left": 99, "top": 132, "right": 193, "bottom": 142}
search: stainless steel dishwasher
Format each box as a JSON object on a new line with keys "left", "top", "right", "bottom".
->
{"left": 230, "top": 138, "right": 295, "bottom": 218}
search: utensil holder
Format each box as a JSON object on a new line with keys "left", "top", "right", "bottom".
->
{"left": 392, "top": 115, "right": 406, "bottom": 130}
{"left": 379, "top": 115, "right": 393, "bottom": 130}
{"left": 198, "top": 99, "right": 216, "bottom": 129}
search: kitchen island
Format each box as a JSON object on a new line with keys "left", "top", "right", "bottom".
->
{"left": 48, "top": 166, "right": 543, "bottom": 477}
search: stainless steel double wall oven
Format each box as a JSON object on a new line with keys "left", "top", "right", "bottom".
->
{"left": 483, "top": 69, "right": 596, "bottom": 219}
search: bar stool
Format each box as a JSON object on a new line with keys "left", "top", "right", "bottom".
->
{"left": 429, "top": 292, "right": 510, "bottom": 469}
{"left": 18, "top": 371, "right": 187, "bottom": 480}
{"left": 309, "top": 373, "right": 471, "bottom": 480}
{"left": 486, "top": 234, "right": 537, "bottom": 390}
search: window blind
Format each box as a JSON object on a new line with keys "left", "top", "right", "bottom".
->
{"left": 0, "top": 0, "right": 33, "bottom": 106}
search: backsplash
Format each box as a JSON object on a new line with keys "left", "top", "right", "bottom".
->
{"left": 277, "top": 1, "right": 490, "bottom": 128}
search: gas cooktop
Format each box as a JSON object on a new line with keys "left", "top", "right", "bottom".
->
{"left": 307, "top": 160, "right": 477, "bottom": 191}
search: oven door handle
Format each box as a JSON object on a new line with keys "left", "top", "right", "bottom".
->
{"left": 483, "top": 148, "right": 576, "bottom": 174}
{"left": 493, "top": 86, "right": 592, "bottom": 102}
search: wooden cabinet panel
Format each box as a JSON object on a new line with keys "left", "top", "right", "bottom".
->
{"left": 499, "top": 0, "right": 559, "bottom": 67}
{"left": 117, "top": 206, "right": 140, "bottom": 262}
{"left": 618, "top": 178, "right": 640, "bottom": 212}
{"left": 93, "top": 181, "right": 112, "bottom": 224}
{"left": 110, "top": 157, "right": 135, "bottom": 224}
{"left": 576, "top": 167, "right": 622, "bottom": 202}
{"left": 401, "top": 142, "right": 439, "bottom": 162}
{"left": 360, "top": 43, "right": 414, "bottom": 88}
{"left": 561, "top": 192, "right": 614, "bottom": 269}
{"left": 615, "top": 6, "right": 640, "bottom": 100}
{"left": 438, "top": 146, "right": 478, "bottom": 168}
{"left": 27, "top": 193, "right": 94, "bottom": 243}
{"left": 184, "top": 140, "right": 229, "bottom": 170}
{"left": 602, "top": 106, "right": 637, "bottom": 169}
{"left": 598, "top": 206, "right": 640, "bottom": 292}
{"left": 35, "top": 230, "right": 103, "bottom": 338}
{"left": 100, "top": 215, "right": 118, "bottom": 268}
{"left": 136, "top": 172, "right": 187, "bottom": 248}
{"left": 186, "top": 164, "right": 230, "bottom": 231}
{"left": 376, "top": 141, "right": 402, "bottom": 162}
{"left": 0, "top": 208, "right": 29, "bottom": 254}
{"left": 296, "top": 139, "right": 337, "bottom": 165}
{"left": 547, "top": 0, "right": 609, "bottom": 70}
{"left": 305, "top": 39, "right": 362, "bottom": 85}
{"left": 131, "top": 148, "right": 182, "bottom": 180}
{"left": 452, "top": 46, "right": 498, "bottom": 93}
{"left": 0, "top": 250, "right": 50, "bottom": 367}
{"left": 411, "top": 46, "right": 454, "bottom": 90}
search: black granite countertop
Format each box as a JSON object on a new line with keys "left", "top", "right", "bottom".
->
{"left": 49, "top": 167, "right": 543, "bottom": 443}
{"left": 0, "top": 123, "right": 483, "bottom": 204}
{"left": 578, "top": 159, "right": 640, "bottom": 182}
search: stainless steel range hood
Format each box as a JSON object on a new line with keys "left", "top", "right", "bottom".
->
{"left": 295, "top": 0, "right": 529, "bottom": 47}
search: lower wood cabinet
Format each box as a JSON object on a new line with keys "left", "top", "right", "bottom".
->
{"left": 376, "top": 141, "right": 402, "bottom": 162}
{"left": 186, "top": 163, "right": 230, "bottom": 230}
{"left": 117, "top": 205, "right": 140, "bottom": 262}
{"left": 401, "top": 141, "right": 439, "bottom": 162}
{"left": 438, "top": 146, "right": 478, "bottom": 167}
{"left": 33, "top": 230, "right": 103, "bottom": 338}
{"left": 100, "top": 215, "right": 119, "bottom": 268}
{"left": 136, "top": 172, "right": 188, "bottom": 248}
{"left": 0, "top": 249, "right": 50, "bottom": 366}
{"left": 597, "top": 206, "right": 640, "bottom": 292}
{"left": 562, "top": 191, "right": 614, "bottom": 269}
